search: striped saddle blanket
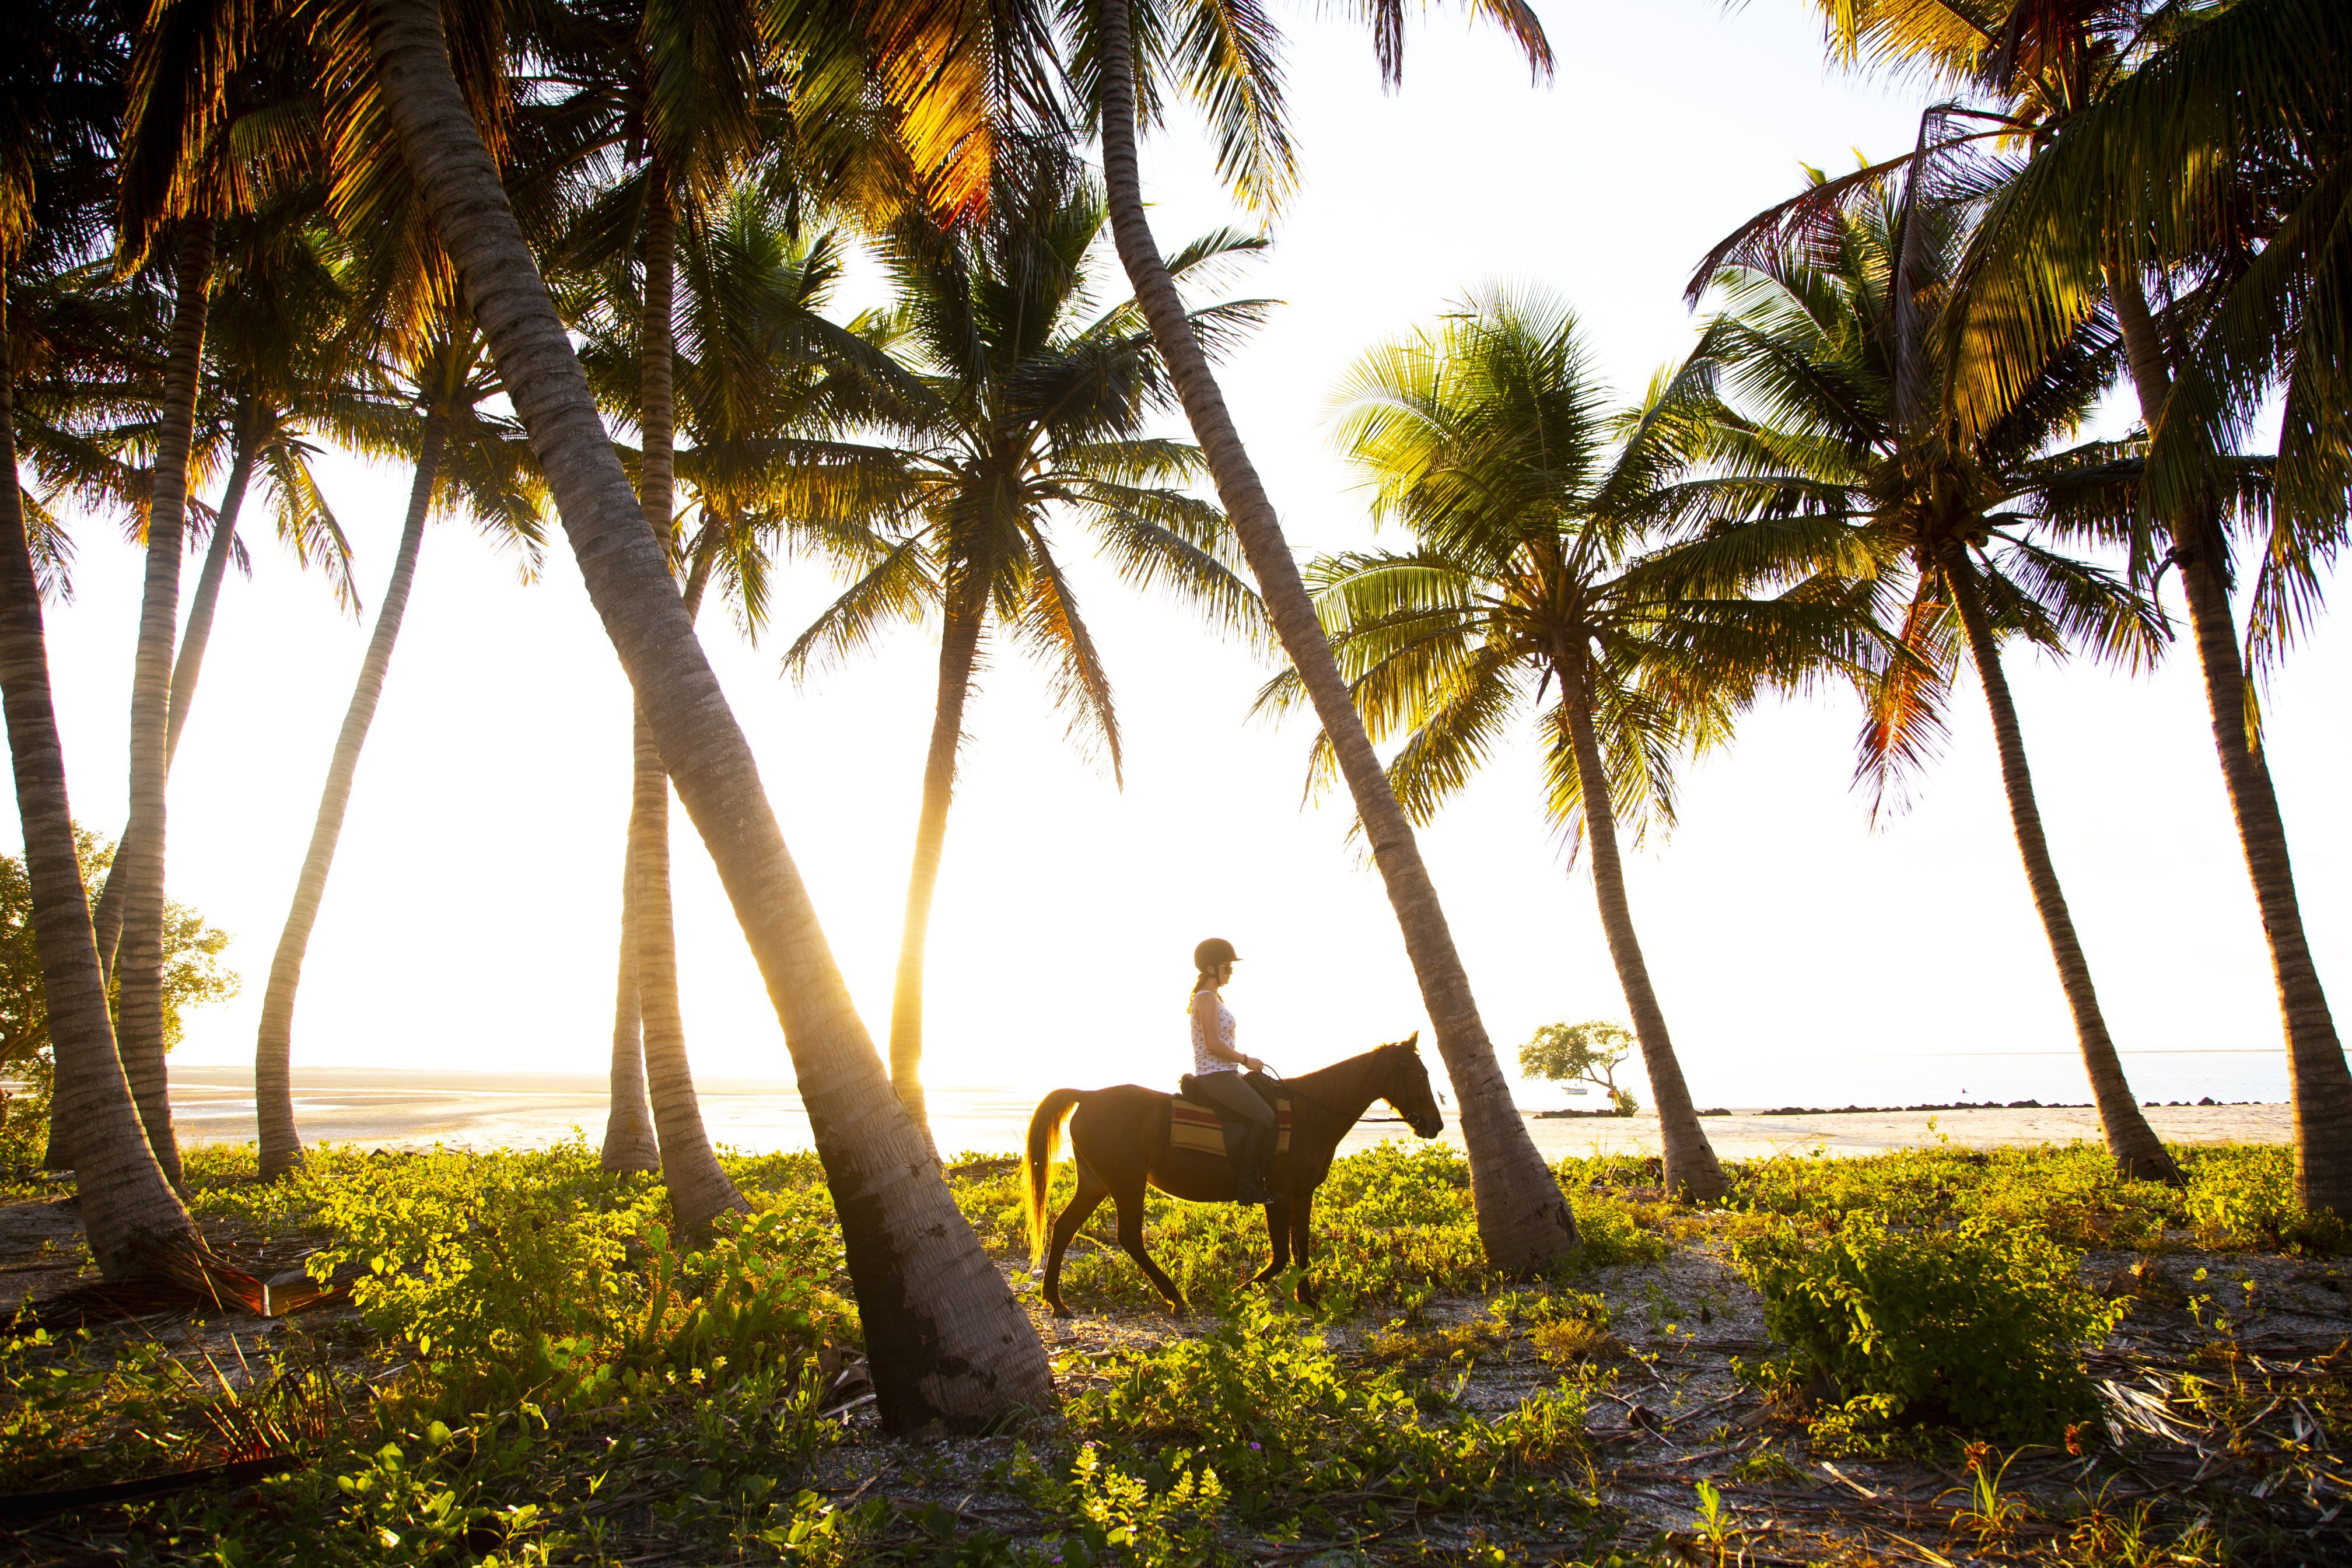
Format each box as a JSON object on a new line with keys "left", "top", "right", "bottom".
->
{"left": 1168, "top": 1094, "right": 1292, "bottom": 1158}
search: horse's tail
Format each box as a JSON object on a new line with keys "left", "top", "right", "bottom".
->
{"left": 1023, "top": 1088, "right": 1084, "bottom": 1265}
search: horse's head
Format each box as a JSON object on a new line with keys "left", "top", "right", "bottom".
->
{"left": 1378, "top": 1033, "right": 1444, "bottom": 1139}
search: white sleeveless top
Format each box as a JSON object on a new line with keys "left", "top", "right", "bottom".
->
{"left": 1190, "top": 992, "right": 1238, "bottom": 1076}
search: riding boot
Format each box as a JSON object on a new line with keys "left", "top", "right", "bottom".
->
{"left": 1231, "top": 1124, "right": 1273, "bottom": 1206}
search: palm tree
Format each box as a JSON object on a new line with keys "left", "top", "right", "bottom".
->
{"left": 106, "top": 0, "right": 321, "bottom": 1184}
{"left": 255, "top": 320, "right": 545, "bottom": 1180}
{"left": 1280, "top": 289, "right": 1874, "bottom": 1199}
{"left": 779, "top": 163, "right": 1265, "bottom": 1143}
{"left": 333, "top": 0, "right": 1051, "bottom": 1429}
{"left": 1676, "top": 178, "right": 2185, "bottom": 1182}
{"left": 34, "top": 215, "right": 358, "bottom": 1168}
{"left": 1945, "top": 0, "right": 2352, "bottom": 1213}
{"left": 1066, "top": 0, "right": 1584, "bottom": 1261}
{"left": 1728, "top": 0, "right": 2352, "bottom": 1214}
{"left": 524, "top": 0, "right": 770, "bottom": 1202}
{"left": 0, "top": 0, "right": 214, "bottom": 1286}
{"left": 568, "top": 197, "right": 858, "bottom": 1216}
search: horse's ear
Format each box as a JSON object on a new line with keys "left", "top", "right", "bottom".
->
{"left": 1402, "top": 1031, "right": 1420, "bottom": 1054}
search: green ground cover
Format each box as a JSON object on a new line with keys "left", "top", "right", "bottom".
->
{"left": 1, "top": 1133, "right": 2345, "bottom": 1566}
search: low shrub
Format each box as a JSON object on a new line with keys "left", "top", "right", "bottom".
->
{"left": 1071, "top": 1293, "right": 1589, "bottom": 1516}
{"left": 1731, "top": 1212, "right": 2124, "bottom": 1443}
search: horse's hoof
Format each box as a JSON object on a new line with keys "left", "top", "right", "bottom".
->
{"left": 1049, "top": 1304, "right": 1073, "bottom": 1319}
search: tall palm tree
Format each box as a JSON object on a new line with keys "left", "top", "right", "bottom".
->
{"left": 0, "top": 0, "right": 214, "bottom": 1286}
{"left": 106, "top": 0, "right": 322, "bottom": 1184}
{"left": 779, "top": 163, "right": 1265, "bottom": 1142}
{"left": 254, "top": 320, "right": 545, "bottom": 1180}
{"left": 570, "top": 195, "right": 882, "bottom": 1218}
{"left": 333, "top": 0, "right": 1051, "bottom": 1428}
{"left": 1718, "top": 0, "right": 2352, "bottom": 1215}
{"left": 33, "top": 216, "right": 357, "bottom": 1168}
{"left": 1278, "top": 289, "right": 1874, "bottom": 1199}
{"left": 1065, "top": 0, "right": 1584, "bottom": 1260}
{"left": 526, "top": 0, "right": 771, "bottom": 1200}
{"left": 1676, "top": 178, "right": 2186, "bottom": 1181}
{"left": 1945, "top": 0, "right": 2352, "bottom": 1213}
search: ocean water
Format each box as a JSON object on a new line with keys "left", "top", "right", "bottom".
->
{"left": 163, "top": 1049, "right": 2299, "bottom": 1160}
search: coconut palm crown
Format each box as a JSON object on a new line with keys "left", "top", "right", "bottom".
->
{"left": 782, "top": 160, "right": 1269, "bottom": 1138}
{"left": 1272, "top": 286, "right": 1881, "bottom": 1200}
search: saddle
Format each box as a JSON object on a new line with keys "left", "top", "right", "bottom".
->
{"left": 1171, "top": 1072, "right": 1291, "bottom": 1160}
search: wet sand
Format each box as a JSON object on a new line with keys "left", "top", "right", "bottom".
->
{"left": 166, "top": 1065, "right": 2292, "bottom": 1161}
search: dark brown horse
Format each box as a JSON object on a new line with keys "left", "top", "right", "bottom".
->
{"left": 1021, "top": 1035, "right": 1444, "bottom": 1315}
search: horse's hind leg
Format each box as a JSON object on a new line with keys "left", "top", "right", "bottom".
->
{"left": 1043, "top": 1160, "right": 1110, "bottom": 1319}
{"left": 1111, "top": 1175, "right": 1186, "bottom": 1314}
{"left": 1248, "top": 1198, "right": 1293, "bottom": 1284}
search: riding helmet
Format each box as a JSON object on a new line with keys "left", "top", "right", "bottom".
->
{"left": 1193, "top": 937, "right": 1240, "bottom": 972}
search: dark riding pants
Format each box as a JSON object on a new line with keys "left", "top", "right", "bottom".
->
{"left": 1191, "top": 1071, "right": 1275, "bottom": 1172}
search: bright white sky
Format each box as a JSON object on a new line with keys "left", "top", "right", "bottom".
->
{"left": 15, "top": 1, "right": 2347, "bottom": 1112}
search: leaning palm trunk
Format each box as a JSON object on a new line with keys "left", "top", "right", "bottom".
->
{"left": 887, "top": 592, "right": 984, "bottom": 1150}
{"left": 1092, "top": 0, "right": 1575, "bottom": 1260}
{"left": 51, "top": 421, "right": 254, "bottom": 1170}
{"left": 626, "top": 545, "right": 747, "bottom": 1229}
{"left": 113, "top": 219, "right": 216, "bottom": 1190}
{"left": 363, "top": 0, "right": 1050, "bottom": 1429}
{"left": 2109, "top": 267, "right": 2352, "bottom": 1215}
{"left": 254, "top": 410, "right": 446, "bottom": 1180}
{"left": 1944, "top": 556, "right": 2181, "bottom": 1183}
{"left": 0, "top": 272, "right": 210, "bottom": 1283}
{"left": 1555, "top": 651, "right": 1726, "bottom": 1200}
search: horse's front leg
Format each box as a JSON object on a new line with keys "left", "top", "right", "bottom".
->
{"left": 1287, "top": 1190, "right": 1318, "bottom": 1308}
{"left": 1248, "top": 1196, "right": 1292, "bottom": 1284}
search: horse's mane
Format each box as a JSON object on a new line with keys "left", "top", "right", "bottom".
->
{"left": 1282, "top": 1041, "right": 1408, "bottom": 1103}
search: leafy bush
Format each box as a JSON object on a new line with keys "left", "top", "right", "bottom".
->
{"left": 1731, "top": 1212, "right": 2124, "bottom": 1443}
{"left": 1070, "top": 1293, "right": 1588, "bottom": 1515}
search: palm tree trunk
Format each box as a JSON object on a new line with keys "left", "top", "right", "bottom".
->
{"left": 1553, "top": 645, "right": 1726, "bottom": 1200}
{"left": 1091, "top": 0, "right": 1576, "bottom": 1265}
{"left": 1943, "top": 554, "right": 2180, "bottom": 1182}
{"left": 363, "top": 0, "right": 1050, "bottom": 1430}
{"left": 51, "top": 417, "right": 253, "bottom": 1170}
{"left": 628, "top": 543, "right": 747, "bottom": 1228}
{"left": 602, "top": 838, "right": 660, "bottom": 1171}
{"left": 254, "top": 408, "right": 446, "bottom": 1180}
{"left": 887, "top": 589, "right": 984, "bottom": 1151}
{"left": 113, "top": 218, "right": 215, "bottom": 1189}
{"left": 628, "top": 698, "right": 746, "bottom": 1233}
{"left": 0, "top": 271, "right": 208, "bottom": 1284}
{"left": 620, "top": 209, "right": 741, "bottom": 1226}
{"left": 2110, "top": 264, "right": 2352, "bottom": 1215}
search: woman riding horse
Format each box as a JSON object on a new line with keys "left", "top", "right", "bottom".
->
{"left": 1021, "top": 984, "right": 1446, "bottom": 1316}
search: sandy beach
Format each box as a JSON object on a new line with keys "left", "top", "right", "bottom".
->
{"left": 159, "top": 1065, "right": 2293, "bottom": 1162}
